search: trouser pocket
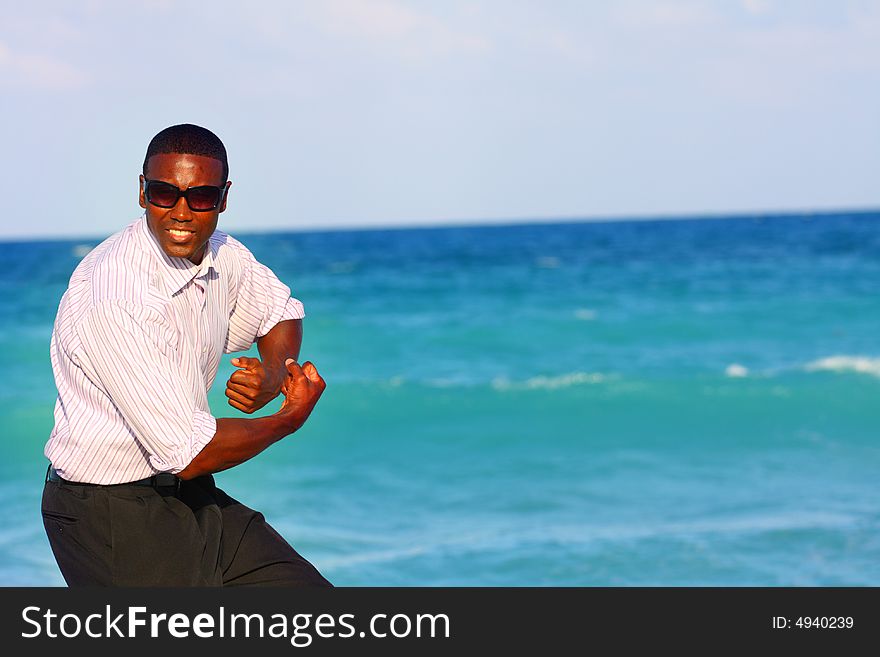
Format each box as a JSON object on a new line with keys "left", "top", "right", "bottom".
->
{"left": 41, "top": 510, "right": 79, "bottom": 525}
{"left": 108, "top": 489, "right": 222, "bottom": 586}
{"left": 41, "top": 481, "right": 113, "bottom": 586}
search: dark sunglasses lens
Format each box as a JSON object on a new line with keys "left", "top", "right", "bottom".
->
{"left": 187, "top": 186, "right": 222, "bottom": 211}
{"left": 146, "top": 182, "right": 179, "bottom": 208}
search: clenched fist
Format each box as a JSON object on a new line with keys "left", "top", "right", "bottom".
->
{"left": 225, "top": 356, "right": 284, "bottom": 414}
{"left": 279, "top": 358, "right": 326, "bottom": 432}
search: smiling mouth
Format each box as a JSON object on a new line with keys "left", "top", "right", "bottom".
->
{"left": 167, "top": 228, "right": 195, "bottom": 242}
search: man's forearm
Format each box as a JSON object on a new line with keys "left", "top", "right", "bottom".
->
{"left": 257, "top": 319, "right": 303, "bottom": 389}
{"left": 180, "top": 320, "right": 310, "bottom": 480}
{"left": 178, "top": 414, "right": 293, "bottom": 480}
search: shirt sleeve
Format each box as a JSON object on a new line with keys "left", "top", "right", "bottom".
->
{"left": 224, "top": 246, "right": 305, "bottom": 354}
{"left": 74, "top": 300, "right": 217, "bottom": 474}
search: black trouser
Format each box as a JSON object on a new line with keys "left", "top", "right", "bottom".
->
{"left": 41, "top": 469, "right": 332, "bottom": 587}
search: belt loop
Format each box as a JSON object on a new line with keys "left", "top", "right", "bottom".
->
{"left": 45, "top": 464, "right": 52, "bottom": 484}
{"left": 152, "top": 473, "right": 182, "bottom": 496}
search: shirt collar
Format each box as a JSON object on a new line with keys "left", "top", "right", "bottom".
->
{"left": 137, "top": 214, "right": 216, "bottom": 296}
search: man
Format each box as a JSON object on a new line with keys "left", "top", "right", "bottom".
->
{"left": 41, "top": 124, "right": 331, "bottom": 586}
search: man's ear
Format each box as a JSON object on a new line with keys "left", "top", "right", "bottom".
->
{"left": 219, "top": 180, "right": 232, "bottom": 213}
{"left": 138, "top": 174, "right": 147, "bottom": 209}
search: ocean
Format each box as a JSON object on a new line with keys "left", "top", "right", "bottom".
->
{"left": 2, "top": 211, "right": 879, "bottom": 585}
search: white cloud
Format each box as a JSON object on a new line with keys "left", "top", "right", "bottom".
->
{"left": 316, "top": 0, "right": 424, "bottom": 39}
{"left": 741, "top": 0, "right": 772, "bottom": 15}
{"left": 613, "top": 0, "right": 720, "bottom": 29}
{"left": 0, "top": 40, "right": 89, "bottom": 90}
{"left": 302, "top": 0, "right": 492, "bottom": 58}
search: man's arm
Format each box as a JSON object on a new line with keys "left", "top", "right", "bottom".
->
{"left": 224, "top": 319, "right": 303, "bottom": 413}
{"left": 178, "top": 357, "right": 325, "bottom": 480}
{"left": 257, "top": 318, "right": 303, "bottom": 400}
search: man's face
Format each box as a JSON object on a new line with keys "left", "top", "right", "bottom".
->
{"left": 139, "top": 152, "right": 230, "bottom": 264}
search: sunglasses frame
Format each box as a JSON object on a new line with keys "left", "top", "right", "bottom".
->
{"left": 143, "top": 179, "right": 228, "bottom": 212}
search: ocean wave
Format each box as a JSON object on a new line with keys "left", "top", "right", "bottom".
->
{"left": 574, "top": 308, "right": 597, "bottom": 321}
{"left": 492, "top": 372, "right": 606, "bottom": 391}
{"left": 804, "top": 355, "right": 880, "bottom": 378}
{"left": 314, "top": 511, "right": 857, "bottom": 570}
{"left": 371, "top": 373, "right": 609, "bottom": 390}
{"left": 536, "top": 256, "right": 560, "bottom": 269}
{"left": 725, "top": 363, "right": 748, "bottom": 378}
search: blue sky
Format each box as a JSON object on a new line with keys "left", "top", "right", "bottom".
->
{"left": 1, "top": 0, "right": 878, "bottom": 239}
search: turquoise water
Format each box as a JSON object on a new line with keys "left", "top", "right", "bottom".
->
{"left": 2, "top": 212, "right": 880, "bottom": 585}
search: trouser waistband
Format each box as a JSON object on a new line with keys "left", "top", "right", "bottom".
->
{"left": 46, "top": 465, "right": 181, "bottom": 492}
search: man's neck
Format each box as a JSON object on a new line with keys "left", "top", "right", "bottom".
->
{"left": 188, "top": 244, "right": 206, "bottom": 265}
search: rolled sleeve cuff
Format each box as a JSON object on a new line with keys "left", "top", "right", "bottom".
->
{"left": 147, "top": 409, "right": 217, "bottom": 474}
{"left": 257, "top": 296, "right": 305, "bottom": 339}
{"left": 281, "top": 296, "right": 305, "bottom": 321}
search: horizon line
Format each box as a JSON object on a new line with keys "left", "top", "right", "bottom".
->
{"left": 1, "top": 205, "right": 878, "bottom": 244}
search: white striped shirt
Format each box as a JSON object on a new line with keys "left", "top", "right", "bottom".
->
{"left": 44, "top": 215, "right": 305, "bottom": 484}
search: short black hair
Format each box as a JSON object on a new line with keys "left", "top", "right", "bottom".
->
{"left": 143, "top": 123, "right": 229, "bottom": 182}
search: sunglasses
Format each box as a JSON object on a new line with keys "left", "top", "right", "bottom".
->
{"left": 143, "top": 179, "right": 227, "bottom": 211}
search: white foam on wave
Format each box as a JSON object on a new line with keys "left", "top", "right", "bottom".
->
{"left": 725, "top": 363, "right": 748, "bottom": 378}
{"left": 492, "top": 371, "right": 606, "bottom": 391}
{"left": 375, "top": 372, "right": 609, "bottom": 390}
{"left": 574, "top": 308, "right": 597, "bottom": 321}
{"left": 313, "top": 510, "right": 857, "bottom": 570}
{"left": 72, "top": 244, "right": 93, "bottom": 258}
{"left": 805, "top": 355, "right": 880, "bottom": 378}
{"left": 425, "top": 378, "right": 460, "bottom": 388}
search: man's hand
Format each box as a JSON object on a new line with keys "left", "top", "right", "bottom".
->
{"left": 279, "top": 359, "right": 326, "bottom": 432}
{"left": 225, "top": 356, "right": 285, "bottom": 414}
{"left": 180, "top": 358, "right": 325, "bottom": 481}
